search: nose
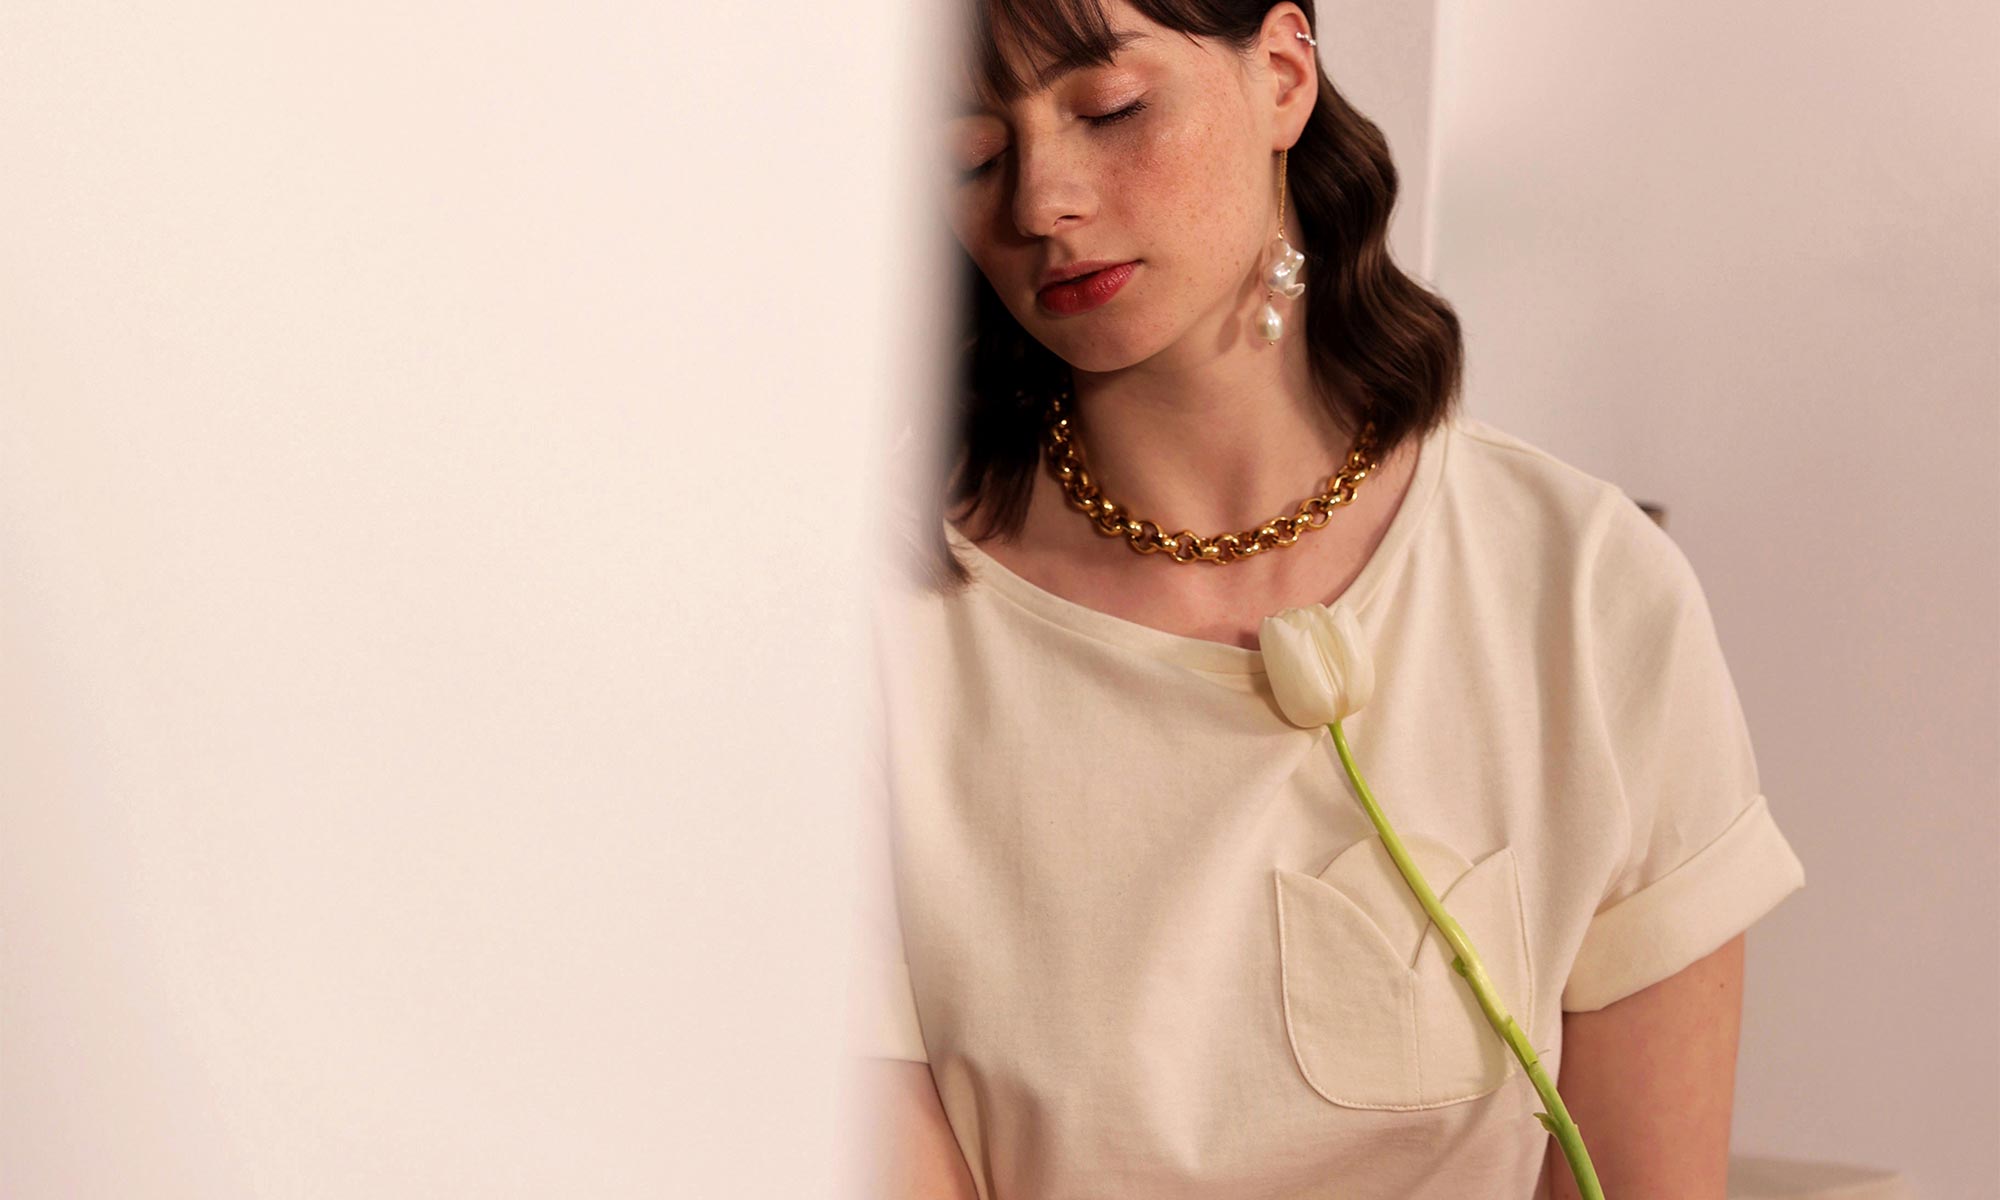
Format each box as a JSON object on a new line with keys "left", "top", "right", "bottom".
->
{"left": 1010, "top": 136, "right": 1096, "bottom": 240}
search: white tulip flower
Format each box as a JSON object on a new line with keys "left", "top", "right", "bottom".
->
{"left": 1258, "top": 602, "right": 1375, "bottom": 728}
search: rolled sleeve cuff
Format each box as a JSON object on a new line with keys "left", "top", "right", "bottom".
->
{"left": 1562, "top": 793, "right": 1805, "bottom": 1013}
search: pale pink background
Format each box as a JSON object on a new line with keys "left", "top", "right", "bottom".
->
{"left": 3, "top": 3, "right": 1994, "bottom": 1199}
{"left": 0, "top": 3, "right": 936, "bottom": 1196}
{"left": 1415, "top": 5, "right": 1999, "bottom": 1198}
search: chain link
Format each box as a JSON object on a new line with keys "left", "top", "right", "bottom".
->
{"left": 1038, "top": 384, "right": 1381, "bottom": 565}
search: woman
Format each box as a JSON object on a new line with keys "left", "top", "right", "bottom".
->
{"left": 853, "top": 2, "right": 1807, "bottom": 1197}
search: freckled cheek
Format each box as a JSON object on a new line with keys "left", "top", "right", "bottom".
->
{"left": 1117, "top": 122, "right": 1252, "bottom": 272}
{"left": 1191, "top": 122, "right": 1249, "bottom": 211}
{"left": 948, "top": 186, "right": 999, "bottom": 243}
{"left": 947, "top": 205, "right": 1012, "bottom": 289}
{"left": 1111, "top": 128, "right": 1200, "bottom": 242}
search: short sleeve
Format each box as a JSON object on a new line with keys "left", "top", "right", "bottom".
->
{"left": 1561, "top": 493, "right": 1807, "bottom": 1013}
{"left": 843, "top": 610, "right": 930, "bottom": 1062}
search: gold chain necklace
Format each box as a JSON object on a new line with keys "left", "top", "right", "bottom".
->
{"left": 1039, "top": 383, "right": 1382, "bottom": 565}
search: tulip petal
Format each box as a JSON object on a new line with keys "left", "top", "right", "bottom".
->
{"left": 1258, "top": 603, "right": 1374, "bottom": 727}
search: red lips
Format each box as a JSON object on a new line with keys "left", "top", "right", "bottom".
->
{"left": 1037, "top": 261, "right": 1138, "bottom": 315}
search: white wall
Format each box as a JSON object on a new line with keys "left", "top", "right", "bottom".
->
{"left": 0, "top": 4, "right": 926, "bottom": 1195}
{"left": 1425, "top": 2, "right": 1999, "bottom": 1197}
{"left": 1315, "top": 0, "right": 1443, "bottom": 275}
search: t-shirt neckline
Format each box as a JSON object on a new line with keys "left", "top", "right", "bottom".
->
{"left": 942, "top": 414, "right": 1453, "bottom": 676}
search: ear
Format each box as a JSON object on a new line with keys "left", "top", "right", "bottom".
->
{"left": 1256, "top": 3, "right": 1320, "bottom": 149}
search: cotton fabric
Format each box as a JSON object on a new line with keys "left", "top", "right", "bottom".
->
{"left": 850, "top": 412, "right": 1806, "bottom": 1199}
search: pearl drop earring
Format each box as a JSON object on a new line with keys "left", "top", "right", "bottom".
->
{"left": 1257, "top": 145, "right": 1307, "bottom": 344}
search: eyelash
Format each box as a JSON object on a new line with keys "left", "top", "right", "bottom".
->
{"left": 963, "top": 99, "right": 1150, "bottom": 181}
{"left": 1089, "top": 99, "right": 1149, "bottom": 127}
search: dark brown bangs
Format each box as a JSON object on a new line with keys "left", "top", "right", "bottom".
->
{"left": 970, "top": 0, "right": 1122, "bottom": 107}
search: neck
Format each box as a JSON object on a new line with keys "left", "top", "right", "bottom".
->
{"left": 1059, "top": 318, "right": 1366, "bottom": 541}
{"left": 957, "top": 327, "right": 1420, "bottom": 646}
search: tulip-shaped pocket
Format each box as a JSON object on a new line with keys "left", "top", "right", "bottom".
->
{"left": 1275, "top": 832, "right": 1532, "bottom": 1109}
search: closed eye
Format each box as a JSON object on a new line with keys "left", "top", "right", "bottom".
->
{"left": 960, "top": 99, "right": 1151, "bottom": 182}
{"left": 1087, "top": 99, "right": 1148, "bottom": 127}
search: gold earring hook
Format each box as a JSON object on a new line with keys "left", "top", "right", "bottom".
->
{"left": 1277, "top": 146, "right": 1289, "bottom": 236}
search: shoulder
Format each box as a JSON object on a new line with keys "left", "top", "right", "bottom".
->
{"left": 1439, "top": 415, "right": 1687, "bottom": 590}
{"left": 1445, "top": 416, "right": 1629, "bottom": 527}
{"left": 1433, "top": 417, "right": 1719, "bottom": 672}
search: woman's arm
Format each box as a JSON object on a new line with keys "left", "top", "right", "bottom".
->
{"left": 854, "top": 1060, "right": 980, "bottom": 1200}
{"left": 1547, "top": 932, "right": 1747, "bottom": 1200}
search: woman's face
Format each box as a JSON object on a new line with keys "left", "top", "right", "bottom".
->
{"left": 946, "top": 3, "right": 1294, "bottom": 374}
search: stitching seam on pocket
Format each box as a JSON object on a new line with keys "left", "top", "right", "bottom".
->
{"left": 1410, "top": 982, "right": 1422, "bottom": 1100}
{"left": 1276, "top": 845, "right": 1535, "bottom": 1112}
{"left": 1509, "top": 845, "right": 1535, "bottom": 1043}
{"left": 1276, "top": 868, "right": 1431, "bottom": 1110}
{"left": 1414, "top": 845, "right": 1529, "bottom": 1105}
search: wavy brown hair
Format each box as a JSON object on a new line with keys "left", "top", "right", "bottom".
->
{"left": 902, "top": 0, "right": 1463, "bottom": 594}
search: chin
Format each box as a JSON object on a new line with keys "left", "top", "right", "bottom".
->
{"left": 1051, "top": 343, "right": 1143, "bottom": 374}
{"left": 1037, "top": 320, "right": 1174, "bottom": 376}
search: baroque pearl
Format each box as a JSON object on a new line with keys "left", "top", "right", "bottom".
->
{"left": 1256, "top": 301, "right": 1284, "bottom": 342}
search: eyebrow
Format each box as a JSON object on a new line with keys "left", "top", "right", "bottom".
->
{"left": 1031, "top": 28, "right": 1152, "bottom": 91}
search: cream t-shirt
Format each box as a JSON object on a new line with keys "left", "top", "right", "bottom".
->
{"left": 850, "top": 412, "right": 1806, "bottom": 1200}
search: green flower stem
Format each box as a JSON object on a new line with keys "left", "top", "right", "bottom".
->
{"left": 1328, "top": 718, "right": 1605, "bottom": 1200}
